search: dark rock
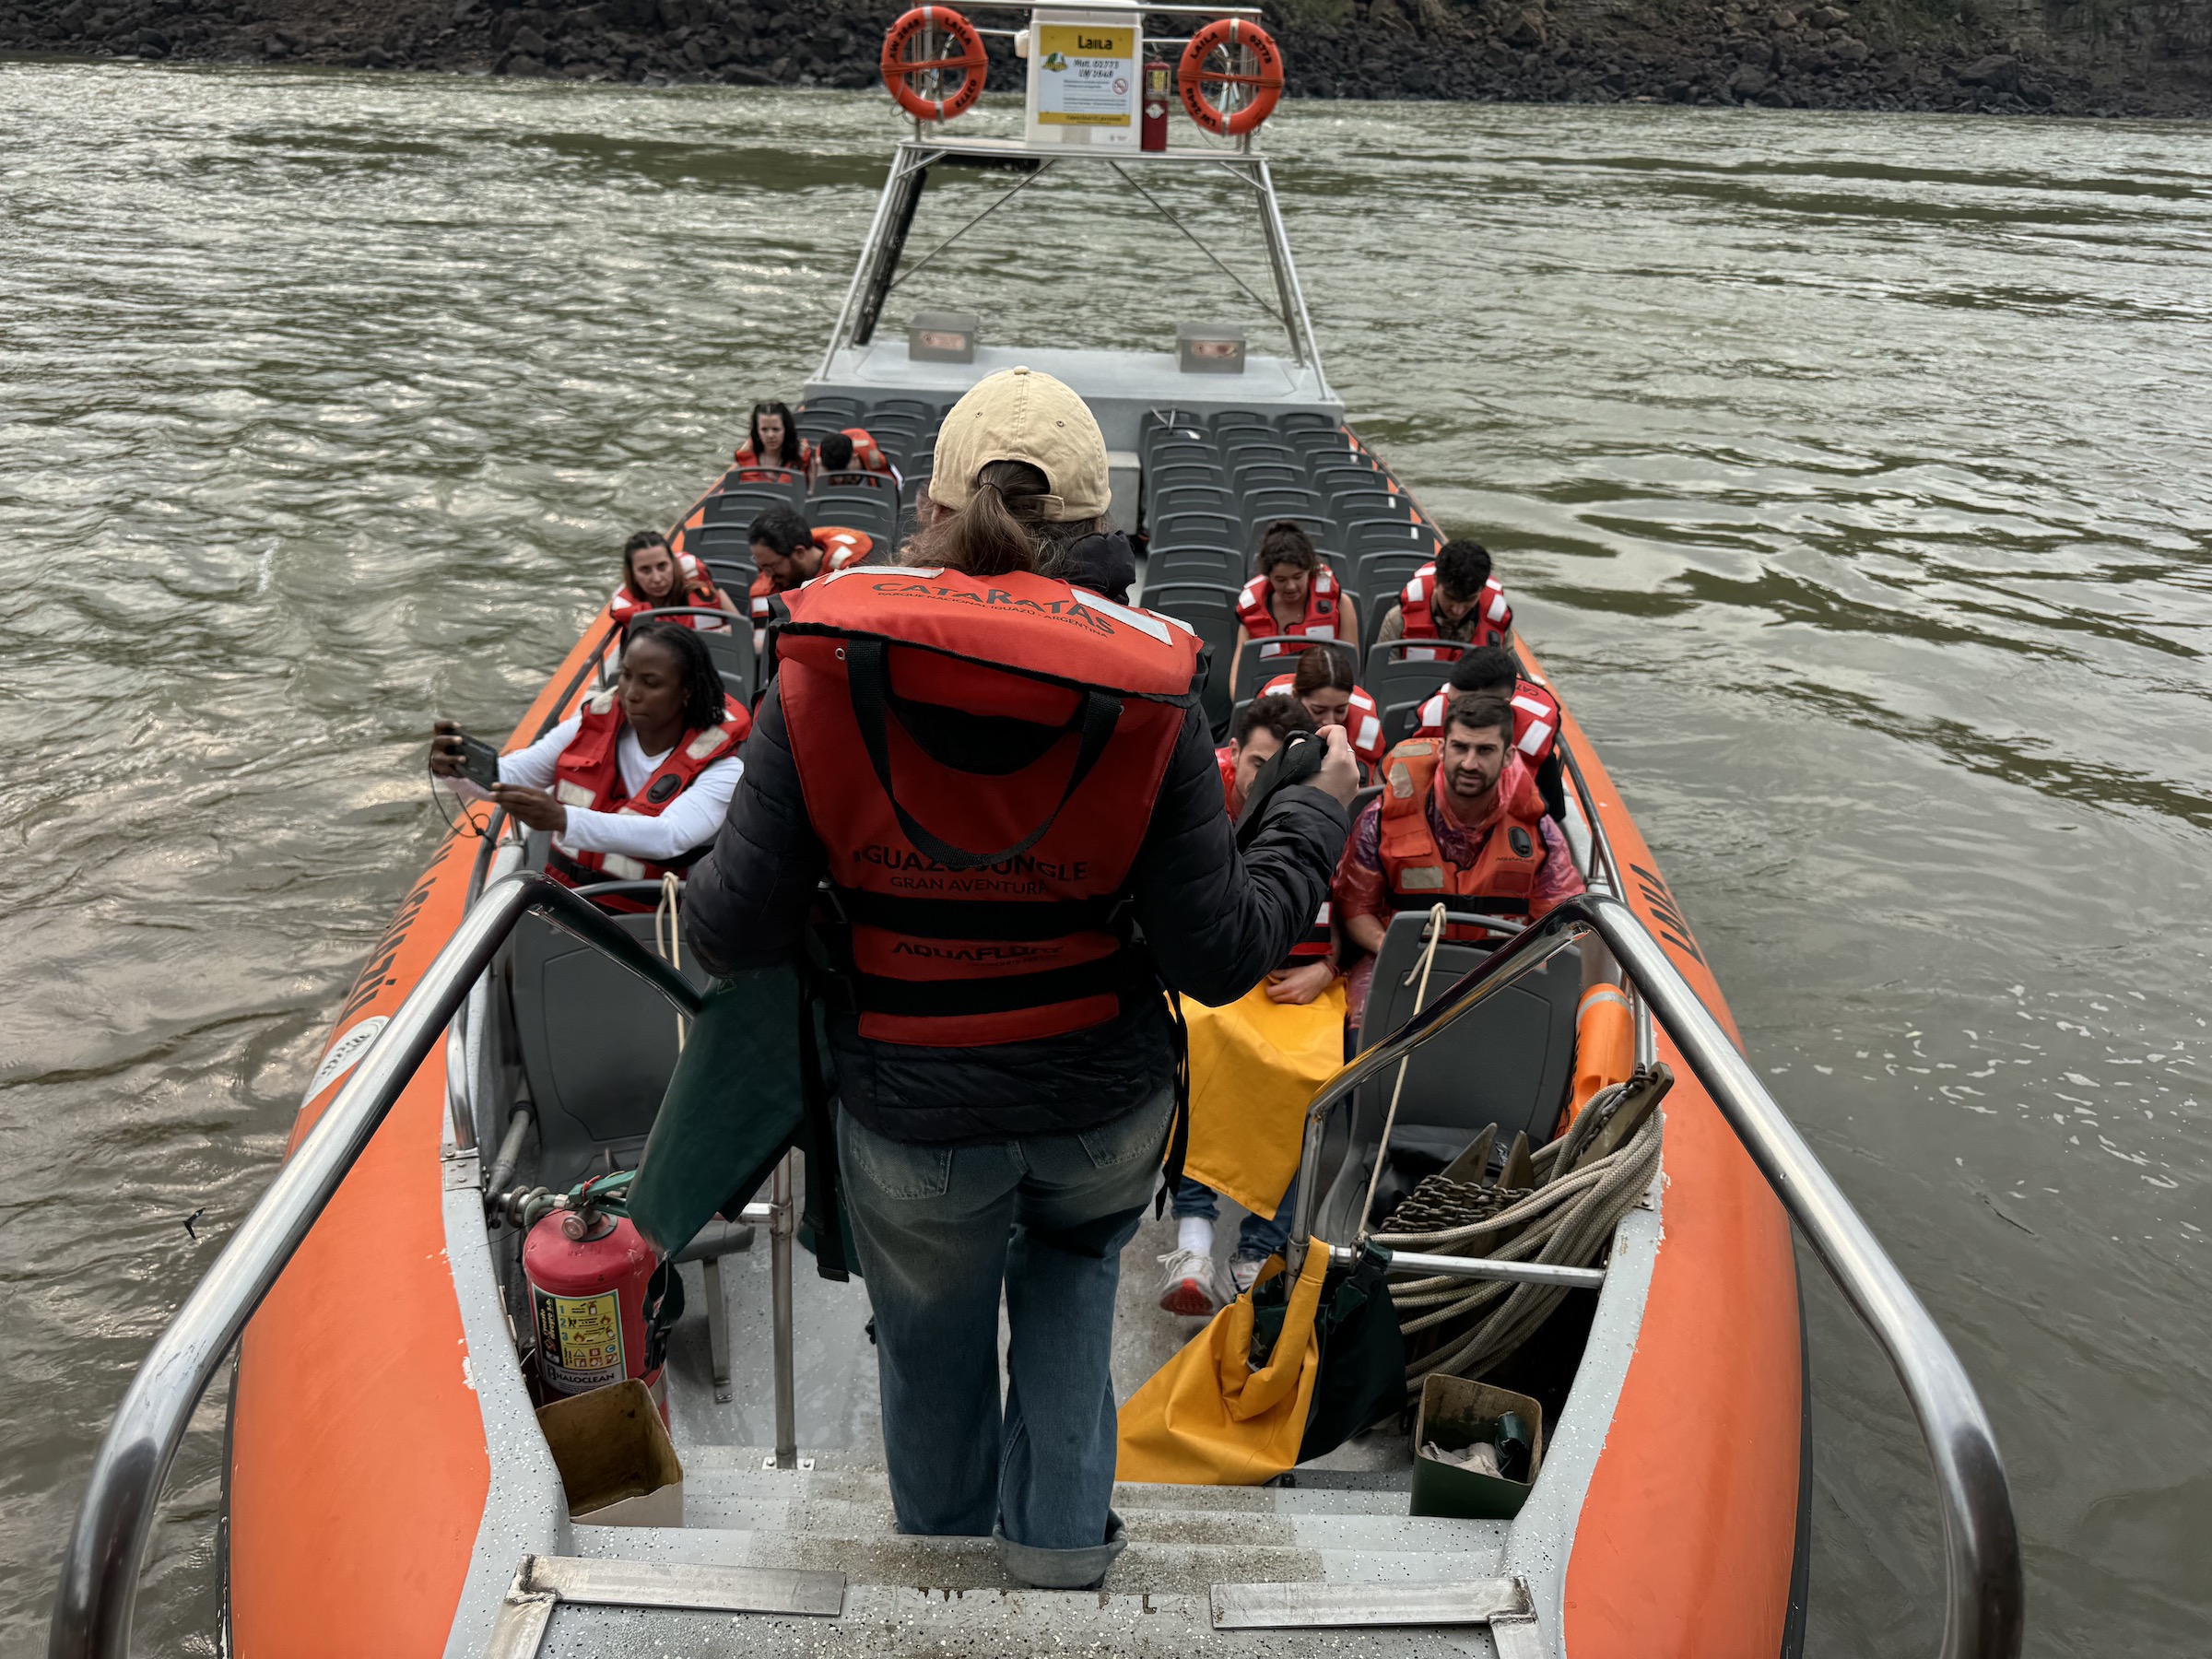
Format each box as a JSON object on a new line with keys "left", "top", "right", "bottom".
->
{"left": 1727, "top": 63, "right": 1768, "bottom": 97}
{"left": 508, "top": 22, "right": 547, "bottom": 53}
{"left": 1958, "top": 53, "right": 2019, "bottom": 90}
{"left": 1502, "top": 8, "right": 1544, "bottom": 49}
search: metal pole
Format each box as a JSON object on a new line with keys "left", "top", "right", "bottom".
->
{"left": 770, "top": 1153, "right": 798, "bottom": 1469}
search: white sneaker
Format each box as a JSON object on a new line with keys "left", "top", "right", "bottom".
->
{"left": 1230, "top": 1257, "right": 1267, "bottom": 1296}
{"left": 1157, "top": 1248, "right": 1223, "bottom": 1316}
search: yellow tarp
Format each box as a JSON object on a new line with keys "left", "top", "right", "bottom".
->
{"left": 1115, "top": 1241, "right": 1332, "bottom": 1485}
{"left": 1180, "top": 980, "right": 1347, "bottom": 1218}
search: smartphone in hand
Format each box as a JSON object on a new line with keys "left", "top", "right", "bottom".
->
{"left": 456, "top": 734, "right": 501, "bottom": 791}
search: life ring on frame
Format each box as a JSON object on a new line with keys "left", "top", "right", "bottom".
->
{"left": 880, "top": 6, "right": 988, "bottom": 123}
{"left": 1178, "top": 18, "right": 1285, "bottom": 137}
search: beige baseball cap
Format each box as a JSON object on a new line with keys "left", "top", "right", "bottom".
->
{"left": 929, "top": 366, "right": 1110, "bottom": 521}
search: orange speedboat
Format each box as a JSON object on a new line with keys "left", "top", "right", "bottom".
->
{"left": 50, "top": 9, "right": 2021, "bottom": 1658}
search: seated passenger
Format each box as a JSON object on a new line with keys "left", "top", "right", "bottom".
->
{"left": 1375, "top": 538, "right": 1513, "bottom": 657}
{"left": 429, "top": 621, "right": 747, "bottom": 909}
{"left": 1333, "top": 691, "right": 1583, "bottom": 1030}
{"left": 1170, "top": 693, "right": 1332, "bottom": 1316}
{"left": 1411, "top": 643, "right": 1566, "bottom": 819}
{"left": 746, "top": 505, "right": 875, "bottom": 646}
{"left": 731, "top": 399, "right": 812, "bottom": 481}
{"left": 816, "top": 428, "right": 900, "bottom": 490}
{"left": 1259, "top": 644, "right": 1385, "bottom": 774}
{"left": 608, "top": 529, "right": 738, "bottom": 629}
{"left": 1228, "top": 520, "right": 1359, "bottom": 691}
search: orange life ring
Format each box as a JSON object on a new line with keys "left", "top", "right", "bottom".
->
{"left": 880, "top": 6, "right": 988, "bottom": 123}
{"left": 1177, "top": 18, "right": 1284, "bottom": 137}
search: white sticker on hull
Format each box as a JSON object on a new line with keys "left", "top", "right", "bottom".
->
{"left": 300, "top": 1015, "right": 389, "bottom": 1111}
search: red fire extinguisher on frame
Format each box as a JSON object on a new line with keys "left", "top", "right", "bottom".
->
{"left": 524, "top": 1198, "right": 678, "bottom": 1400}
{"left": 1142, "top": 60, "right": 1170, "bottom": 150}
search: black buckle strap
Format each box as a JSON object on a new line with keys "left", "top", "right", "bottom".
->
{"left": 846, "top": 637, "right": 1122, "bottom": 874}
{"left": 835, "top": 887, "right": 1120, "bottom": 941}
{"left": 851, "top": 953, "right": 1139, "bottom": 1019}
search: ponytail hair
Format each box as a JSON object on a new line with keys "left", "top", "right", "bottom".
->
{"left": 907, "top": 459, "right": 1108, "bottom": 581}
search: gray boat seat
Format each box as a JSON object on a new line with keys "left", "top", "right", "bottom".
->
{"left": 1311, "top": 908, "right": 1579, "bottom": 1240}
{"left": 507, "top": 859, "right": 712, "bottom": 1182}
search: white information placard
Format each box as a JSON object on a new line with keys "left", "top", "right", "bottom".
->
{"left": 1024, "top": 10, "right": 1142, "bottom": 147}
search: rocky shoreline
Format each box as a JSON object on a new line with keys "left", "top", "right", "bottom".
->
{"left": 2, "top": 0, "right": 2206, "bottom": 119}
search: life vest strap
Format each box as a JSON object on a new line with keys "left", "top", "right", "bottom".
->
{"left": 850, "top": 952, "right": 1145, "bottom": 1019}
{"left": 837, "top": 888, "right": 1122, "bottom": 941}
{"left": 847, "top": 637, "right": 1124, "bottom": 874}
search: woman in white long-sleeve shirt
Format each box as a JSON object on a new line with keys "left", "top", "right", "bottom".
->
{"left": 431, "top": 621, "right": 747, "bottom": 904}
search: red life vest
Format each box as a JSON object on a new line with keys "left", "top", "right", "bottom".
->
{"left": 1412, "top": 676, "right": 1560, "bottom": 767}
{"left": 1376, "top": 740, "right": 1549, "bottom": 943}
{"left": 1259, "top": 672, "right": 1384, "bottom": 769}
{"left": 729, "top": 437, "right": 814, "bottom": 482}
{"left": 1397, "top": 566, "right": 1513, "bottom": 658}
{"left": 747, "top": 527, "right": 875, "bottom": 644}
{"left": 609, "top": 552, "right": 726, "bottom": 629}
{"left": 1234, "top": 567, "right": 1347, "bottom": 660}
{"left": 547, "top": 689, "right": 750, "bottom": 900}
{"left": 1215, "top": 742, "right": 1241, "bottom": 816}
{"left": 777, "top": 566, "right": 1205, "bottom": 1048}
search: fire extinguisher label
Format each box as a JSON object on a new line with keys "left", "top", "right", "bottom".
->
{"left": 534, "top": 1287, "right": 624, "bottom": 1393}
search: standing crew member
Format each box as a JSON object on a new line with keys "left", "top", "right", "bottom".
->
{"left": 1333, "top": 692, "right": 1582, "bottom": 1028}
{"left": 683, "top": 368, "right": 1355, "bottom": 1591}
{"left": 1374, "top": 538, "right": 1513, "bottom": 656}
{"left": 1228, "top": 520, "right": 1358, "bottom": 691}
{"left": 1410, "top": 643, "right": 1566, "bottom": 818}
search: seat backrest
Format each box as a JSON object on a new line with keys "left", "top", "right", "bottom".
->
{"left": 1153, "top": 483, "right": 1235, "bottom": 521}
{"left": 1152, "top": 510, "right": 1246, "bottom": 550}
{"left": 690, "top": 523, "right": 759, "bottom": 563}
{"left": 1312, "top": 463, "right": 1383, "bottom": 499}
{"left": 508, "top": 900, "right": 713, "bottom": 1170}
{"left": 1146, "top": 439, "right": 1218, "bottom": 471}
{"left": 1138, "top": 582, "right": 1241, "bottom": 737}
{"left": 1224, "top": 440, "right": 1297, "bottom": 470}
{"left": 1356, "top": 908, "right": 1579, "bottom": 1150}
{"left": 1274, "top": 410, "right": 1339, "bottom": 432}
{"left": 1333, "top": 488, "right": 1414, "bottom": 524}
{"left": 869, "top": 397, "right": 937, "bottom": 424}
{"left": 1231, "top": 462, "right": 1302, "bottom": 495}
{"left": 1148, "top": 544, "right": 1243, "bottom": 588}
{"left": 701, "top": 484, "right": 803, "bottom": 527}
{"left": 808, "top": 492, "right": 900, "bottom": 544}
{"left": 1151, "top": 460, "right": 1229, "bottom": 492}
{"left": 1347, "top": 517, "right": 1440, "bottom": 559}
{"left": 1361, "top": 648, "right": 1454, "bottom": 746}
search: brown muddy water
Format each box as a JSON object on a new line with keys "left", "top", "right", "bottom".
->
{"left": 1, "top": 58, "right": 2208, "bottom": 1655}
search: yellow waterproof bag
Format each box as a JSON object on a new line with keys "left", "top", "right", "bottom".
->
{"left": 1115, "top": 1241, "right": 1332, "bottom": 1486}
{"left": 1180, "top": 979, "right": 1347, "bottom": 1217}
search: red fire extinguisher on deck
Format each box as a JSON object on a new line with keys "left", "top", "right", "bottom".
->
{"left": 524, "top": 1200, "right": 676, "bottom": 1401}
{"left": 1142, "top": 60, "right": 1170, "bottom": 150}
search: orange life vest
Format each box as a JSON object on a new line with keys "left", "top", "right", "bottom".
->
{"left": 609, "top": 551, "right": 726, "bottom": 629}
{"left": 838, "top": 427, "right": 893, "bottom": 476}
{"left": 777, "top": 566, "right": 1206, "bottom": 1048}
{"left": 729, "top": 437, "right": 814, "bottom": 482}
{"left": 747, "top": 527, "right": 875, "bottom": 643}
{"left": 1259, "top": 672, "right": 1384, "bottom": 768}
{"left": 1413, "top": 676, "right": 1559, "bottom": 766}
{"left": 1397, "top": 567, "right": 1513, "bottom": 658}
{"left": 1376, "top": 740, "right": 1549, "bottom": 941}
{"left": 1234, "top": 567, "right": 1347, "bottom": 660}
{"left": 547, "top": 689, "right": 750, "bottom": 900}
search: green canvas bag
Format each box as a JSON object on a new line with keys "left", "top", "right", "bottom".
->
{"left": 626, "top": 963, "right": 855, "bottom": 1279}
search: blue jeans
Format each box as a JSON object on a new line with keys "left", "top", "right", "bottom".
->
{"left": 1170, "top": 1173, "right": 1299, "bottom": 1264}
{"left": 836, "top": 1088, "right": 1174, "bottom": 1589}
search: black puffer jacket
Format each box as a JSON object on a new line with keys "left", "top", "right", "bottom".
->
{"left": 682, "top": 678, "right": 1348, "bottom": 1144}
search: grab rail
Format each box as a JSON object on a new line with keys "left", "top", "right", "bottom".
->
{"left": 48, "top": 874, "right": 702, "bottom": 1659}
{"left": 1289, "top": 892, "right": 2023, "bottom": 1659}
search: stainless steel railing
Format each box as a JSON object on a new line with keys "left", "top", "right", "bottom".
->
{"left": 47, "top": 873, "right": 702, "bottom": 1659}
{"left": 1288, "top": 891, "right": 2023, "bottom": 1659}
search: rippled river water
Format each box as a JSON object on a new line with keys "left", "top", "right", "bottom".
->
{"left": 3, "top": 58, "right": 2209, "bottom": 1655}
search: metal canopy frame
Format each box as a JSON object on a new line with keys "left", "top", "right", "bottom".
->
{"left": 815, "top": 136, "right": 1331, "bottom": 391}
